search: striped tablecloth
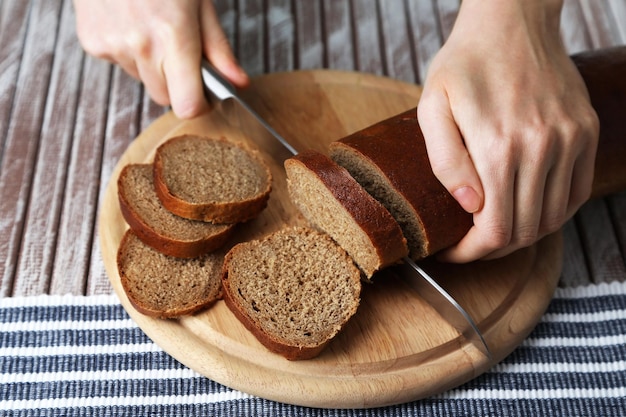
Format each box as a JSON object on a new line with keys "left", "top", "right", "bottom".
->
{"left": 1, "top": 281, "right": 625, "bottom": 416}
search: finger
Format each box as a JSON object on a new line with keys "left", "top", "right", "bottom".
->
{"left": 482, "top": 166, "right": 547, "bottom": 260}
{"left": 438, "top": 161, "right": 515, "bottom": 263}
{"left": 439, "top": 210, "right": 511, "bottom": 263}
{"left": 161, "top": 23, "right": 207, "bottom": 119}
{"left": 135, "top": 55, "right": 170, "bottom": 107}
{"left": 200, "top": 0, "right": 249, "bottom": 88}
{"left": 111, "top": 54, "right": 140, "bottom": 81}
{"left": 417, "top": 93, "right": 483, "bottom": 214}
{"left": 162, "top": 52, "right": 207, "bottom": 119}
{"left": 538, "top": 120, "right": 596, "bottom": 239}
{"left": 538, "top": 156, "right": 574, "bottom": 238}
{"left": 567, "top": 135, "right": 597, "bottom": 218}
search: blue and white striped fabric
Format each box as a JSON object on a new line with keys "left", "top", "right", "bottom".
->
{"left": 1, "top": 281, "right": 625, "bottom": 416}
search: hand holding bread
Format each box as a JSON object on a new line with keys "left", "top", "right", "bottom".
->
{"left": 417, "top": 0, "right": 600, "bottom": 263}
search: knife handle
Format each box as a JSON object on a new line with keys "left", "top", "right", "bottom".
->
{"left": 201, "top": 59, "right": 237, "bottom": 101}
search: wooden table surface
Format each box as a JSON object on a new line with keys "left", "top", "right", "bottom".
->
{"left": 0, "top": 0, "right": 624, "bottom": 297}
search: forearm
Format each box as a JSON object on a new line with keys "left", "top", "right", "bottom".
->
{"left": 453, "top": 0, "right": 565, "bottom": 55}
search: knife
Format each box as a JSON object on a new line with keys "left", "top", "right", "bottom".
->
{"left": 200, "top": 59, "right": 492, "bottom": 359}
{"left": 201, "top": 61, "right": 297, "bottom": 156}
{"left": 399, "top": 258, "right": 491, "bottom": 359}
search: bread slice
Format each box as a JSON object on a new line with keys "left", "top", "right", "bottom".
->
{"left": 117, "top": 230, "right": 224, "bottom": 318}
{"left": 284, "top": 150, "right": 408, "bottom": 278}
{"left": 329, "top": 108, "right": 472, "bottom": 260}
{"left": 153, "top": 135, "right": 272, "bottom": 224}
{"left": 118, "top": 163, "right": 235, "bottom": 258}
{"left": 221, "top": 227, "right": 362, "bottom": 360}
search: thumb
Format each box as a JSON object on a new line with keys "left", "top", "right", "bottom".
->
{"left": 417, "top": 95, "right": 484, "bottom": 214}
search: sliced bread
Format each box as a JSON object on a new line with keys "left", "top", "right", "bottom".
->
{"left": 118, "top": 163, "right": 235, "bottom": 258}
{"left": 153, "top": 135, "right": 272, "bottom": 224}
{"left": 117, "top": 229, "right": 224, "bottom": 318}
{"left": 284, "top": 150, "right": 408, "bottom": 278}
{"left": 329, "top": 108, "right": 473, "bottom": 260}
{"left": 221, "top": 227, "right": 362, "bottom": 360}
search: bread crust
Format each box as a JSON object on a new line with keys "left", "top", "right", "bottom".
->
{"left": 118, "top": 164, "right": 235, "bottom": 258}
{"left": 330, "top": 109, "right": 473, "bottom": 259}
{"left": 117, "top": 230, "right": 223, "bottom": 318}
{"left": 285, "top": 150, "right": 408, "bottom": 277}
{"left": 572, "top": 46, "right": 626, "bottom": 198}
{"left": 327, "top": 46, "right": 626, "bottom": 258}
{"left": 153, "top": 135, "right": 273, "bottom": 224}
{"left": 221, "top": 262, "right": 329, "bottom": 361}
{"left": 221, "top": 227, "right": 362, "bottom": 361}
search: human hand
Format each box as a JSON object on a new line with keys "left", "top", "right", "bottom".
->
{"left": 73, "top": 0, "right": 249, "bottom": 119}
{"left": 417, "top": 0, "right": 599, "bottom": 263}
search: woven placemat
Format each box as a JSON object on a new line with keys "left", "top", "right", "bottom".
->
{"left": 1, "top": 281, "right": 625, "bottom": 416}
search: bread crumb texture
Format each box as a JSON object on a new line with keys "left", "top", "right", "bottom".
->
{"left": 118, "top": 231, "right": 223, "bottom": 318}
{"left": 158, "top": 136, "right": 270, "bottom": 203}
{"left": 119, "top": 164, "right": 231, "bottom": 240}
{"left": 286, "top": 158, "right": 380, "bottom": 276}
{"left": 331, "top": 145, "right": 428, "bottom": 259}
{"left": 224, "top": 227, "right": 361, "bottom": 348}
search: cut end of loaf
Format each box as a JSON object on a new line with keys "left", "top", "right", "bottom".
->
{"left": 284, "top": 150, "right": 408, "bottom": 278}
{"left": 329, "top": 142, "right": 430, "bottom": 260}
{"left": 153, "top": 135, "right": 272, "bottom": 223}
{"left": 221, "top": 227, "right": 362, "bottom": 360}
{"left": 330, "top": 109, "right": 473, "bottom": 259}
{"left": 117, "top": 230, "right": 224, "bottom": 318}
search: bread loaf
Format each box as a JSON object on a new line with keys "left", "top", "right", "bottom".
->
{"left": 118, "top": 163, "right": 235, "bottom": 258}
{"left": 329, "top": 109, "right": 472, "bottom": 260}
{"left": 153, "top": 135, "right": 272, "bottom": 224}
{"left": 221, "top": 227, "right": 361, "bottom": 360}
{"left": 117, "top": 230, "right": 224, "bottom": 318}
{"left": 326, "top": 47, "right": 626, "bottom": 261}
{"left": 572, "top": 46, "right": 626, "bottom": 198}
{"left": 285, "top": 150, "right": 408, "bottom": 278}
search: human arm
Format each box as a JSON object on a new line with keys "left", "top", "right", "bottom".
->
{"left": 417, "top": 0, "right": 599, "bottom": 262}
{"left": 73, "top": 0, "right": 249, "bottom": 119}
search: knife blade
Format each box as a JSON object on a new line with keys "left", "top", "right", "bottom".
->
{"left": 201, "top": 60, "right": 298, "bottom": 155}
{"left": 200, "top": 59, "right": 492, "bottom": 359}
{"left": 399, "top": 258, "right": 491, "bottom": 359}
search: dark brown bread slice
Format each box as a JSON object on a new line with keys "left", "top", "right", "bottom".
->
{"left": 221, "top": 227, "right": 362, "bottom": 360}
{"left": 153, "top": 135, "right": 272, "bottom": 224}
{"left": 118, "top": 163, "right": 235, "bottom": 258}
{"left": 117, "top": 230, "right": 224, "bottom": 318}
{"left": 284, "top": 150, "right": 408, "bottom": 278}
{"left": 329, "top": 109, "right": 473, "bottom": 260}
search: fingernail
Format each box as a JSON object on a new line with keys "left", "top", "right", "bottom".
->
{"left": 452, "top": 186, "right": 482, "bottom": 213}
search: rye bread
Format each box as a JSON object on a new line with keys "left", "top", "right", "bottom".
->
{"left": 571, "top": 46, "right": 626, "bottom": 198}
{"left": 153, "top": 135, "right": 272, "bottom": 224}
{"left": 285, "top": 150, "right": 408, "bottom": 278}
{"left": 330, "top": 109, "right": 473, "bottom": 260}
{"left": 117, "top": 230, "right": 224, "bottom": 318}
{"left": 221, "top": 227, "right": 362, "bottom": 360}
{"left": 118, "top": 163, "right": 235, "bottom": 258}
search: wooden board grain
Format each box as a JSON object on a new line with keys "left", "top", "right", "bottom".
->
{"left": 99, "top": 70, "right": 562, "bottom": 408}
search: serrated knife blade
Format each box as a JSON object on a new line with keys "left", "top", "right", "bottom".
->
{"left": 200, "top": 59, "right": 492, "bottom": 359}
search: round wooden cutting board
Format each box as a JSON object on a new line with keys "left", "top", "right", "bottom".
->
{"left": 99, "top": 70, "right": 563, "bottom": 409}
